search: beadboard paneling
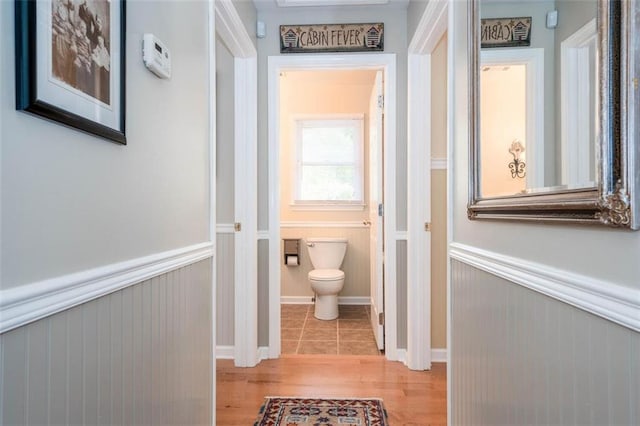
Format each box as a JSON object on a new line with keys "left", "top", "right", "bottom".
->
{"left": 0, "top": 260, "right": 213, "bottom": 426}
{"left": 280, "top": 227, "right": 371, "bottom": 298}
{"left": 216, "top": 233, "right": 235, "bottom": 346}
{"left": 258, "top": 239, "right": 270, "bottom": 346}
{"left": 396, "top": 240, "right": 408, "bottom": 349}
{"left": 451, "top": 259, "right": 640, "bottom": 426}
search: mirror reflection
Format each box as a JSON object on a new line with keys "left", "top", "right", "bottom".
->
{"left": 479, "top": 0, "right": 598, "bottom": 198}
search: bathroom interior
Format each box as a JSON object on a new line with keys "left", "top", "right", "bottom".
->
{"left": 278, "top": 69, "right": 383, "bottom": 356}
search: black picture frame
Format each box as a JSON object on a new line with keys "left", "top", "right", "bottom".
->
{"left": 15, "top": 0, "right": 126, "bottom": 144}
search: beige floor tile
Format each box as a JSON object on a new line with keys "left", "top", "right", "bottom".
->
{"left": 281, "top": 318, "right": 306, "bottom": 329}
{"left": 302, "top": 328, "right": 337, "bottom": 341}
{"left": 338, "top": 319, "right": 371, "bottom": 329}
{"left": 298, "top": 340, "right": 338, "bottom": 355}
{"left": 338, "top": 340, "right": 380, "bottom": 356}
{"left": 338, "top": 311, "right": 369, "bottom": 320}
{"left": 281, "top": 328, "right": 303, "bottom": 340}
{"left": 281, "top": 304, "right": 311, "bottom": 313}
{"left": 281, "top": 340, "right": 299, "bottom": 354}
{"left": 339, "top": 328, "right": 375, "bottom": 341}
{"left": 304, "top": 317, "right": 338, "bottom": 329}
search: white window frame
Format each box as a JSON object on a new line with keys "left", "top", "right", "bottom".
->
{"left": 291, "top": 113, "right": 365, "bottom": 210}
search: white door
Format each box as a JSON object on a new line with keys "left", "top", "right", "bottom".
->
{"left": 369, "top": 70, "right": 384, "bottom": 350}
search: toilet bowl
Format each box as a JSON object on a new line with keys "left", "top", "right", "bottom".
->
{"left": 306, "top": 238, "right": 348, "bottom": 320}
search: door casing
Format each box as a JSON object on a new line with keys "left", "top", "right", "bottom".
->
{"left": 266, "top": 53, "right": 399, "bottom": 361}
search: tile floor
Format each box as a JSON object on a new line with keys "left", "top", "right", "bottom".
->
{"left": 281, "top": 304, "right": 381, "bottom": 356}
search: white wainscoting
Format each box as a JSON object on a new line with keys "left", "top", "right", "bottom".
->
{"left": 450, "top": 242, "right": 640, "bottom": 332}
{"left": 0, "top": 260, "right": 213, "bottom": 425}
{"left": 0, "top": 242, "right": 214, "bottom": 334}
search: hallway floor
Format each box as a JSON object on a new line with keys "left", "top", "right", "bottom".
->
{"left": 281, "top": 304, "right": 381, "bottom": 355}
{"left": 217, "top": 356, "right": 447, "bottom": 425}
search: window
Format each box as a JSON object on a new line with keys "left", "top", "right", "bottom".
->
{"left": 293, "top": 115, "right": 364, "bottom": 209}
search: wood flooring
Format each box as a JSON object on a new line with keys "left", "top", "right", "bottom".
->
{"left": 216, "top": 355, "right": 447, "bottom": 425}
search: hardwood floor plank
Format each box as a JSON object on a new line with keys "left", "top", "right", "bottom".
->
{"left": 216, "top": 356, "right": 447, "bottom": 425}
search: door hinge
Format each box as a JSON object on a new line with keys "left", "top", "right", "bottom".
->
{"left": 378, "top": 203, "right": 384, "bottom": 217}
{"left": 234, "top": 222, "right": 242, "bottom": 232}
{"left": 425, "top": 222, "right": 432, "bottom": 232}
{"left": 377, "top": 94, "right": 384, "bottom": 109}
{"left": 378, "top": 312, "right": 385, "bottom": 326}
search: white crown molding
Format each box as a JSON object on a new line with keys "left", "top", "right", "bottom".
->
{"left": 450, "top": 243, "right": 640, "bottom": 332}
{"left": 281, "top": 221, "right": 369, "bottom": 228}
{"left": 431, "top": 158, "right": 448, "bottom": 170}
{"left": 0, "top": 242, "right": 214, "bottom": 334}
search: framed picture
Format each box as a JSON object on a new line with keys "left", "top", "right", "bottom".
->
{"left": 16, "top": 0, "right": 126, "bottom": 144}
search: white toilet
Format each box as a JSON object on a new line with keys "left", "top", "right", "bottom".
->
{"left": 306, "top": 237, "right": 348, "bottom": 320}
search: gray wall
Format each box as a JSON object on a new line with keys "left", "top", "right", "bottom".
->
{"left": 1, "top": 0, "right": 211, "bottom": 288}
{"left": 216, "top": 37, "right": 235, "bottom": 224}
{"left": 451, "top": 260, "right": 639, "bottom": 425}
{"left": 407, "top": 0, "right": 429, "bottom": 42}
{"left": 451, "top": 0, "right": 640, "bottom": 423}
{"left": 0, "top": 260, "right": 213, "bottom": 426}
{"left": 216, "top": 233, "right": 235, "bottom": 346}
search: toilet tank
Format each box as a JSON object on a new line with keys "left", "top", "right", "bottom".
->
{"left": 306, "top": 237, "right": 348, "bottom": 269}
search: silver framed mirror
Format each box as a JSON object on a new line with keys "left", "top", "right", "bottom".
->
{"left": 468, "top": 0, "right": 638, "bottom": 229}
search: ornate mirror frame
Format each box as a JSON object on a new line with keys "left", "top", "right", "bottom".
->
{"left": 468, "top": 0, "right": 639, "bottom": 229}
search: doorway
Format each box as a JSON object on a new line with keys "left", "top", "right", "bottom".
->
{"left": 267, "top": 54, "right": 398, "bottom": 361}
{"left": 278, "top": 68, "right": 383, "bottom": 356}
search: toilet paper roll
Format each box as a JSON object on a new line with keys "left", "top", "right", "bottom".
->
{"left": 286, "top": 255, "right": 298, "bottom": 266}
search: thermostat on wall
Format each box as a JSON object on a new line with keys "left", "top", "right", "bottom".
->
{"left": 143, "top": 34, "right": 171, "bottom": 79}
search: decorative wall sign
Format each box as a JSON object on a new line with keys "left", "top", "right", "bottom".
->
{"left": 280, "top": 23, "right": 384, "bottom": 53}
{"left": 481, "top": 17, "right": 532, "bottom": 48}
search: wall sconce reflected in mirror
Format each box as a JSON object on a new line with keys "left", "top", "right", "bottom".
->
{"left": 508, "top": 139, "right": 526, "bottom": 179}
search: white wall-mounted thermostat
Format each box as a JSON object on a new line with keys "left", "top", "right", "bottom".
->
{"left": 143, "top": 33, "right": 171, "bottom": 79}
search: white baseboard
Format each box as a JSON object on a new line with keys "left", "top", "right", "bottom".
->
{"left": 280, "top": 296, "right": 370, "bottom": 305}
{"left": 258, "top": 346, "right": 270, "bottom": 361}
{"left": 0, "top": 242, "right": 214, "bottom": 334}
{"left": 217, "top": 345, "right": 271, "bottom": 362}
{"left": 396, "top": 348, "right": 447, "bottom": 366}
{"left": 450, "top": 243, "right": 640, "bottom": 333}
{"left": 216, "top": 345, "right": 235, "bottom": 359}
{"left": 431, "top": 348, "right": 447, "bottom": 363}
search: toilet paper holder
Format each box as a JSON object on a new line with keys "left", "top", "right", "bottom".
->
{"left": 283, "top": 239, "right": 300, "bottom": 265}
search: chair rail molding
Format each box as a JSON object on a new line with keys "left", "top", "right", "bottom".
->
{"left": 449, "top": 242, "right": 640, "bottom": 332}
{"left": 0, "top": 242, "right": 214, "bottom": 334}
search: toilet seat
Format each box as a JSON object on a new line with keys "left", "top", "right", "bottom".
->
{"left": 308, "top": 269, "right": 345, "bottom": 281}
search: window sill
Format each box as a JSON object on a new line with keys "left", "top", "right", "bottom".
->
{"left": 290, "top": 203, "right": 366, "bottom": 211}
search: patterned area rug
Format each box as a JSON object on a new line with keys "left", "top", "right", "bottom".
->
{"left": 254, "top": 397, "right": 389, "bottom": 426}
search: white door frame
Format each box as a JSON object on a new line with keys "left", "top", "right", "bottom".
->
{"left": 215, "top": 0, "right": 259, "bottom": 367}
{"left": 561, "top": 19, "right": 597, "bottom": 186}
{"left": 267, "top": 54, "right": 398, "bottom": 361}
{"left": 207, "top": 1, "right": 216, "bottom": 424}
{"left": 407, "top": 0, "right": 447, "bottom": 371}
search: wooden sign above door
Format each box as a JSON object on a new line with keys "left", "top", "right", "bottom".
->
{"left": 481, "top": 17, "right": 532, "bottom": 48}
{"left": 280, "top": 23, "right": 384, "bottom": 53}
